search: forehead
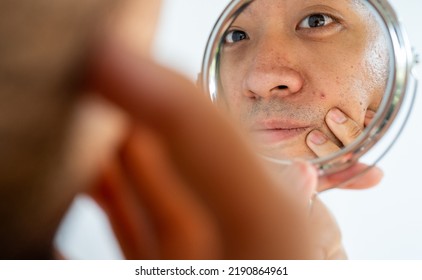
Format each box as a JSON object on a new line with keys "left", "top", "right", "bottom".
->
{"left": 239, "top": 0, "right": 371, "bottom": 21}
{"left": 243, "top": 0, "right": 365, "bottom": 11}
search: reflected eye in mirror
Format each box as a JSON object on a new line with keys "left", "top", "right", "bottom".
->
{"left": 224, "top": 29, "right": 249, "bottom": 44}
{"left": 201, "top": 0, "right": 418, "bottom": 185}
{"left": 298, "top": 13, "right": 335, "bottom": 29}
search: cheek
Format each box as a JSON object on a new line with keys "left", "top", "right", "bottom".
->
{"left": 306, "top": 45, "right": 373, "bottom": 114}
{"left": 332, "top": 73, "right": 369, "bottom": 125}
{"left": 362, "top": 43, "right": 389, "bottom": 110}
{"left": 312, "top": 65, "right": 369, "bottom": 126}
{"left": 219, "top": 59, "right": 249, "bottom": 116}
{"left": 344, "top": 30, "right": 389, "bottom": 114}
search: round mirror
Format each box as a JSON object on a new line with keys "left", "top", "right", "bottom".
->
{"left": 201, "top": 0, "right": 418, "bottom": 178}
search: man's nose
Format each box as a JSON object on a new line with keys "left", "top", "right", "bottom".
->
{"left": 244, "top": 42, "right": 304, "bottom": 99}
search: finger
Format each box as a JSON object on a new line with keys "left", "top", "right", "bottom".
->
{"left": 285, "top": 161, "right": 318, "bottom": 203}
{"left": 364, "top": 109, "right": 376, "bottom": 127}
{"left": 337, "top": 165, "right": 383, "bottom": 190}
{"left": 318, "top": 163, "right": 383, "bottom": 192}
{"left": 92, "top": 127, "right": 222, "bottom": 260}
{"left": 306, "top": 130, "right": 342, "bottom": 158}
{"left": 326, "top": 108, "right": 363, "bottom": 146}
{"left": 90, "top": 157, "right": 159, "bottom": 259}
{"left": 88, "top": 40, "right": 314, "bottom": 259}
{"left": 271, "top": 161, "right": 318, "bottom": 207}
{"left": 121, "top": 127, "right": 221, "bottom": 259}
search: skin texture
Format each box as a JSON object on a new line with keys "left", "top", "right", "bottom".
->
{"left": 219, "top": 0, "right": 389, "bottom": 160}
{"left": 0, "top": 0, "right": 160, "bottom": 259}
{"left": 0, "top": 0, "right": 315, "bottom": 260}
{"left": 0, "top": 0, "right": 119, "bottom": 259}
{"left": 88, "top": 41, "right": 318, "bottom": 260}
{"left": 0, "top": 0, "right": 382, "bottom": 260}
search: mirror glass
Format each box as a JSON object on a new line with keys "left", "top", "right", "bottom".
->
{"left": 202, "top": 0, "right": 417, "bottom": 175}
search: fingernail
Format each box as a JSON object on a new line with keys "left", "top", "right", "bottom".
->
{"left": 308, "top": 130, "right": 327, "bottom": 145}
{"left": 365, "top": 109, "right": 376, "bottom": 118}
{"left": 329, "top": 108, "right": 347, "bottom": 124}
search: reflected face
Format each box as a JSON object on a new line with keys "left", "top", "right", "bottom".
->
{"left": 219, "top": 0, "right": 389, "bottom": 159}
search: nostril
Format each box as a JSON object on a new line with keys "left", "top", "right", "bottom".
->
{"left": 277, "top": 85, "right": 288, "bottom": 90}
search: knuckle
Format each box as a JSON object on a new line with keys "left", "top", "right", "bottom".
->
{"left": 348, "top": 124, "right": 362, "bottom": 140}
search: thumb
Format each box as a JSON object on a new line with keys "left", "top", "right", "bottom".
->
{"left": 364, "top": 109, "right": 376, "bottom": 127}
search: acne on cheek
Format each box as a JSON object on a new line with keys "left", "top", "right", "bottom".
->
{"left": 310, "top": 90, "right": 327, "bottom": 100}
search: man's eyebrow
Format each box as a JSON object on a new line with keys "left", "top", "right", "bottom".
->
{"left": 236, "top": 1, "right": 254, "bottom": 18}
{"left": 230, "top": 1, "right": 255, "bottom": 26}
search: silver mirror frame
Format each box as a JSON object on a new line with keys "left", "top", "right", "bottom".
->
{"left": 201, "top": 0, "right": 418, "bottom": 175}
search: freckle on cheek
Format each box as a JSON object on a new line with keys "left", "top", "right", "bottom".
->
{"left": 335, "top": 77, "right": 340, "bottom": 85}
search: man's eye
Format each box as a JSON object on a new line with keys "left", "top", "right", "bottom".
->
{"left": 224, "top": 30, "right": 249, "bottom": 44}
{"left": 298, "top": 14, "right": 335, "bottom": 29}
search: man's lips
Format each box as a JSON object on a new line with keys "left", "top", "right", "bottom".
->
{"left": 250, "top": 120, "right": 313, "bottom": 144}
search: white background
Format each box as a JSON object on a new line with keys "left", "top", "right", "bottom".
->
{"left": 56, "top": 0, "right": 422, "bottom": 260}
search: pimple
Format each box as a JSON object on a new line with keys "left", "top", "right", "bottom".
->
{"left": 320, "top": 92, "right": 326, "bottom": 99}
